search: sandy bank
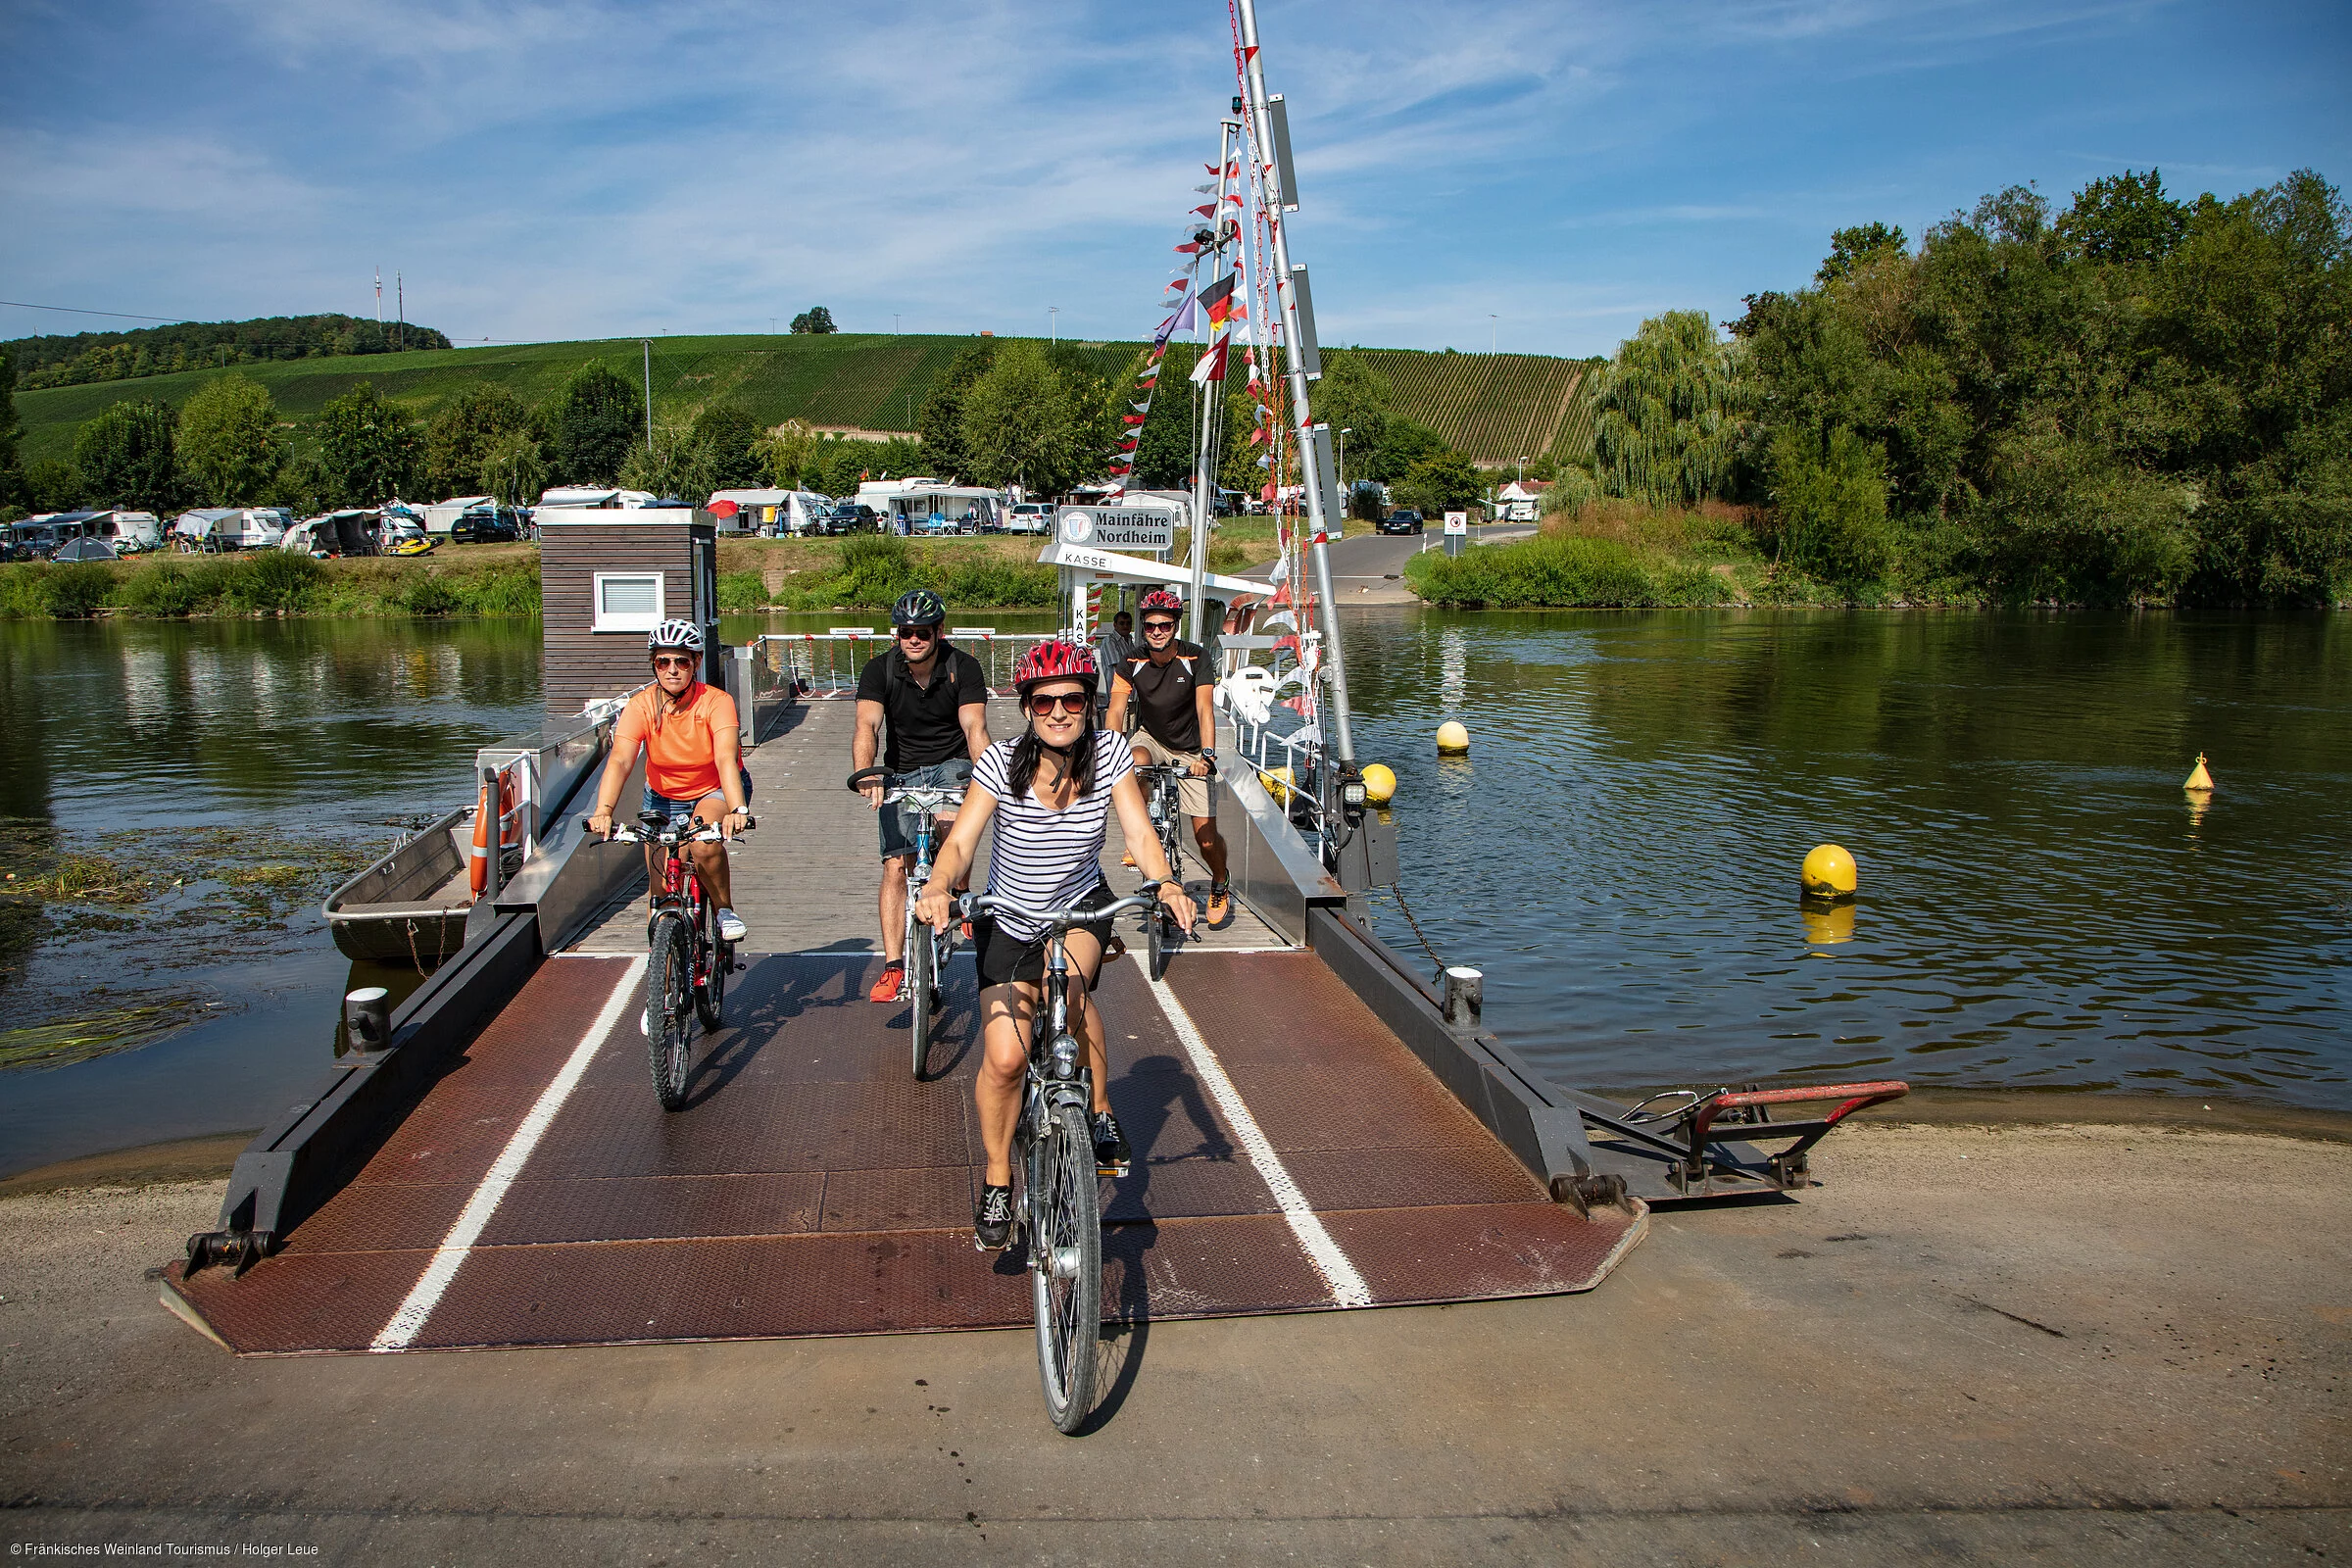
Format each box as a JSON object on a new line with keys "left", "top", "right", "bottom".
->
{"left": 1, "top": 1118, "right": 2344, "bottom": 1563}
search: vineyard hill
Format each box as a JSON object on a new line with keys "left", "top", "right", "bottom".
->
{"left": 13, "top": 333, "right": 1598, "bottom": 469}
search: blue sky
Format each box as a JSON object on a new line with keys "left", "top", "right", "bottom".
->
{"left": 2, "top": 0, "right": 2344, "bottom": 359}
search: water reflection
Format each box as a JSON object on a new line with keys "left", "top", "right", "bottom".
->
{"left": 1348, "top": 609, "right": 2352, "bottom": 1107}
{"left": 1799, "top": 901, "right": 1855, "bottom": 946}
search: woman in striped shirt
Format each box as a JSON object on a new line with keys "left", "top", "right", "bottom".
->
{"left": 915, "top": 639, "right": 1197, "bottom": 1250}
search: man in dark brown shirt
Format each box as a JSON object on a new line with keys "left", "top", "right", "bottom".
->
{"left": 1104, "top": 589, "right": 1232, "bottom": 925}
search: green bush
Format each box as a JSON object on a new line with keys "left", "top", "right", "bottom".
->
{"left": 224, "top": 551, "right": 321, "bottom": 613}
{"left": 0, "top": 566, "right": 54, "bottom": 618}
{"left": 398, "top": 571, "right": 459, "bottom": 615}
{"left": 44, "top": 562, "right": 117, "bottom": 617}
{"left": 452, "top": 565, "right": 539, "bottom": 614}
{"left": 1404, "top": 535, "right": 1721, "bottom": 608}
{"left": 717, "top": 570, "right": 767, "bottom": 611}
{"left": 114, "top": 564, "right": 205, "bottom": 616}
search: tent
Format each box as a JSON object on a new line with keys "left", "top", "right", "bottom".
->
{"left": 53, "top": 536, "right": 119, "bottom": 562}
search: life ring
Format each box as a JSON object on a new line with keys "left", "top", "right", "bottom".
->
{"left": 467, "top": 770, "right": 522, "bottom": 895}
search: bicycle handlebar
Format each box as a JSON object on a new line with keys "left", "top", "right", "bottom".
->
{"left": 958, "top": 885, "right": 1167, "bottom": 928}
{"left": 597, "top": 813, "right": 756, "bottom": 846}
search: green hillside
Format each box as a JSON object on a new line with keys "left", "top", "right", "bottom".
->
{"left": 15, "top": 332, "right": 1597, "bottom": 468}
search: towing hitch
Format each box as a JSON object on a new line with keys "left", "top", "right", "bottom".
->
{"left": 1569, "top": 1080, "right": 1910, "bottom": 1201}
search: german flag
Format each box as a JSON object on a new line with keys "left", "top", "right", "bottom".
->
{"left": 1198, "top": 271, "right": 1238, "bottom": 326}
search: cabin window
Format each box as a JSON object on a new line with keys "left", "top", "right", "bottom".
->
{"left": 593, "top": 571, "right": 665, "bottom": 632}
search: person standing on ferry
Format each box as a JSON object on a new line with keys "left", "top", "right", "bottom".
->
{"left": 585, "top": 619, "right": 751, "bottom": 944}
{"left": 1104, "top": 587, "right": 1233, "bottom": 927}
{"left": 913, "top": 639, "right": 1196, "bottom": 1250}
{"left": 853, "top": 588, "right": 991, "bottom": 1004}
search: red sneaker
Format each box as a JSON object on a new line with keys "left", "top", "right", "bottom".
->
{"left": 868, "top": 961, "right": 906, "bottom": 1004}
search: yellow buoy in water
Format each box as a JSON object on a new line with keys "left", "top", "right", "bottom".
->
{"left": 2184, "top": 752, "right": 2214, "bottom": 793}
{"left": 1265, "top": 765, "right": 1296, "bottom": 806}
{"left": 1436, "top": 720, "right": 1470, "bottom": 756}
{"left": 1801, "top": 843, "right": 1858, "bottom": 900}
{"left": 1361, "top": 763, "right": 1396, "bottom": 805}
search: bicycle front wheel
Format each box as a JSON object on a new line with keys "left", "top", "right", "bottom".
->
{"left": 646, "top": 913, "right": 694, "bottom": 1111}
{"left": 1029, "top": 1099, "right": 1102, "bottom": 1434}
{"left": 907, "top": 906, "right": 934, "bottom": 1080}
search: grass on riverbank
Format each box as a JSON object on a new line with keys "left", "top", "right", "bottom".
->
{"left": 715, "top": 535, "right": 1059, "bottom": 612}
{"left": 0, "top": 548, "right": 541, "bottom": 619}
{"left": 1405, "top": 499, "right": 1854, "bottom": 609}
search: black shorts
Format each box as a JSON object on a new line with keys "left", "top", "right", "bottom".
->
{"left": 971, "top": 881, "right": 1116, "bottom": 989}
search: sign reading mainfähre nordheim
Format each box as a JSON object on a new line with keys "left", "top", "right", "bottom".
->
{"left": 1059, "top": 508, "right": 1175, "bottom": 553}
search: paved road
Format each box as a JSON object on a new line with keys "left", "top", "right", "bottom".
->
{"left": 1237, "top": 523, "right": 1536, "bottom": 606}
{"left": 4, "top": 1117, "right": 2344, "bottom": 1564}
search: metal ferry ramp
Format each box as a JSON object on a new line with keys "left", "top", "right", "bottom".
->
{"left": 166, "top": 696, "right": 1655, "bottom": 1353}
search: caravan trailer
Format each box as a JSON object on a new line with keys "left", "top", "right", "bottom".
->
{"left": 856, "top": 479, "right": 1004, "bottom": 535}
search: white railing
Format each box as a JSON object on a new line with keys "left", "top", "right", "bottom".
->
{"left": 751, "top": 630, "right": 1059, "bottom": 696}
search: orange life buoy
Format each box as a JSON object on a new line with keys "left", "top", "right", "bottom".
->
{"left": 467, "top": 770, "right": 522, "bottom": 895}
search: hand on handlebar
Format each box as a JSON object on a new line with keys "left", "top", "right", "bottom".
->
{"left": 1156, "top": 880, "right": 1200, "bottom": 934}
{"left": 914, "top": 881, "right": 959, "bottom": 935}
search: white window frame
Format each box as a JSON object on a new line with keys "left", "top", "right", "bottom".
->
{"left": 592, "top": 570, "right": 665, "bottom": 632}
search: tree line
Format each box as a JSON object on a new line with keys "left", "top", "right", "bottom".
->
{"left": 5, "top": 314, "right": 453, "bottom": 392}
{"left": 1568, "top": 167, "right": 2350, "bottom": 606}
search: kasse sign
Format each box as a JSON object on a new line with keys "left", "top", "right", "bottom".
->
{"left": 1059, "top": 507, "right": 1174, "bottom": 553}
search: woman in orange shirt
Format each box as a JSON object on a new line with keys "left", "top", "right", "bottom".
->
{"left": 586, "top": 620, "right": 752, "bottom": 944}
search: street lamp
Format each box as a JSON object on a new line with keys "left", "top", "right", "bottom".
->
{"left": 894, "top": 314, "right": 902, "bottom": 335}
{"left": 1049, "top": 306, "right": 1059, "bottom": 345}
{"left": 1337, "top": 427, "right": 1351, "bottom": 499}
{"left": 1490, "top": 314, "right": 1498, "bottom": 354}
{"left": 1517, "top": 455, "right": 1527, "bottom": 484}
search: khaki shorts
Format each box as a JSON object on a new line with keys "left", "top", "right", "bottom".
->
{"left": 1132, "top": 730, "right": 1213, "bottom": 817}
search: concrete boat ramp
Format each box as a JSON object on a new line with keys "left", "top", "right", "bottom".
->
{"left": 164, "top": 698, "right": 1647, "bottom": 1353}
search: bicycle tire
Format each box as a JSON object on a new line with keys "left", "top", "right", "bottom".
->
{"left": 646, "top": 914, "right": 694, "bottom": 1111}
{"left": 907, "top": 906, "right": 934, "bottom": 1080}
{"left": 694, "top": 899, "right": 727, "bottom": 1032}
{"left": 1029, "top": 1099, "right": 1102, "bottom": 1434}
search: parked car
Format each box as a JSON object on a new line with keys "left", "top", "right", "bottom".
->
{"left": 1377, "top": 508, "right": 1425, "bottom": 536}
{"left": 818, "top": 502, "right": 881, "bottom": 535}
{"left": 1004, "top": 503, "right": 1054, "bottom": 536}
{"left": 450, "top": 505, "right": 521, "bottom": 544}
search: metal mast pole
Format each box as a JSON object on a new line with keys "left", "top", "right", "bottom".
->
{"left": 641, "top": 340, "right": 654, "bottom": 449}
{"left": 1233, "top": 0, "right": 1354, "bottom": 761}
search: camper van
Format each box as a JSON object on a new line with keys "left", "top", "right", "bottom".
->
{"left": 856, "top": 479, "right": 1004, "bottom": 536}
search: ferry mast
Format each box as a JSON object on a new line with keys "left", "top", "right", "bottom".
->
{"left": 1232, "top": 0, "right": 1355, "bottom": 763}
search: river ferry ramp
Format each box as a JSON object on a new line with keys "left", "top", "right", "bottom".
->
{"left": 163, "top": 697, "right": 1651, "bottom": 1353}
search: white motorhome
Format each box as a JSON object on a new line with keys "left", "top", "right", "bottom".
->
{"left": 856, "top": 478, "right": 1004, "bottom": 535}
{"left": 424, "top": 496, "right": 494, "bottom": 537}
{"left": 536, "top": 487, "right": 660, "bottom": 511}
{"left": 89, "top": 510, "right": 163, "bottom": 552}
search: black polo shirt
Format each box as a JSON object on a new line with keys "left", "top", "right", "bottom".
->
{"left": 856, "top": 640, "right": 988, "bottom": 771}
{"left": 1117, "top": 641, "right": 1211, "bottom": 751}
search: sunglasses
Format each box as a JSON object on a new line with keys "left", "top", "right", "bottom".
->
{"left": 651, "top": 655, "right": 696, "bottom": 670}
{"left": 1026, "top": 691, "right": 1091, "bottom": 716}
{"left": 1142, "top": 619, "right": 1178, "bottom": 633}
{"left": 896, "top": 625, "right": 938, "bottom": 641}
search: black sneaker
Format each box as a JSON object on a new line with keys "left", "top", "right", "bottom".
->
{"left": 1092, "top": 1110, "right": 1131, "bottom": 1177}
{"left": 973, "top": 1183, "right": 1013, "bottom": 1250}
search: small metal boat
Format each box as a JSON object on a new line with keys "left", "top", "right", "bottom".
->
{"left": 322, "top": 809, "right": 475, "bottom": 966}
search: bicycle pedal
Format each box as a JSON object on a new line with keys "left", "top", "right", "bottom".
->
{"left": 1096, "top": 1159, "right": 1131, "bottom": 1179}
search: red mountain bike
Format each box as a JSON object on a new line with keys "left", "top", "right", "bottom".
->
{"left": 605, "top": 809, "right": 755, "bottom": 1109}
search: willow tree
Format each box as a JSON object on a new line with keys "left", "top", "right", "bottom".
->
{"left": 1592, "top": 310, "right": 1748, "bottom": 506}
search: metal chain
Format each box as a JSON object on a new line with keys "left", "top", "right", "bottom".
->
{"left": 1385, "top": 880, "right": 1446, "bottom": 975}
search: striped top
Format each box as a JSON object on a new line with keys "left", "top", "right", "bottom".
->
{"left": 972, "top": 730, "right": 1132, "bottom": 940}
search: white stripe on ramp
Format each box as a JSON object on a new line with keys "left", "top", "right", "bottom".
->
{"left": 1141, "top": 971, "right": 1374, "bottom": 1309}
{"left": 369, "top": 955, "right": 646, "bottom": 1352}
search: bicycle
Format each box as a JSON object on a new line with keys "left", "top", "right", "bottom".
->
{"left": 956, "top": 884, "right": 1166, "bottom": 1434}
{"left": 603, "top": 809, "right": 755, "bottom": 1110}
{"left": 1132, "top": 764, "right": 1193, "bottom": 980}
{"left": 848, "top": 765, "right": 964, "bottom": 1079}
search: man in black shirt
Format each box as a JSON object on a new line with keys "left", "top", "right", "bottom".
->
{"left": 1104, "top": 588, "right": 1233, "bottom": 926}
{"left": 854, "top": 588, "right": 991, "bottom": 1002}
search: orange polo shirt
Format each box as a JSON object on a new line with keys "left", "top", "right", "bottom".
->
{"left": 614, "top": 682, "right": 739, "bottom": 801}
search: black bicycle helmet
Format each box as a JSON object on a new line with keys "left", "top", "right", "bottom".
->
{"left": 891, "top": 588, "right": 947, "bottom": 628}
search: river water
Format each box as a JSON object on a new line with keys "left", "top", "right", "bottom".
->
{"left": 1, "top": 610, "right": 2345, "bottom": 1176}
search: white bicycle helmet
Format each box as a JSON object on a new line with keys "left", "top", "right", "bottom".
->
{"left": 648, "top": 618, "right": 704, "bottom": 653}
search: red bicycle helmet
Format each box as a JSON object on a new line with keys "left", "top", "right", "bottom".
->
{"left": 1138, "top": 588, "right": 1184, "bottom": 617}
{"left": 1013, "top": 638, "right": 1100, "bottom": 694}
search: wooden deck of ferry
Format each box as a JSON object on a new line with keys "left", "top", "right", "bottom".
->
{"left": 165, "top": 700, "right": 1646, "bottom": 1354}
